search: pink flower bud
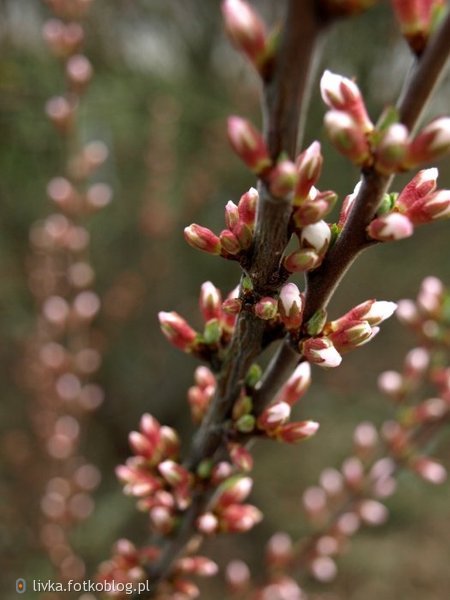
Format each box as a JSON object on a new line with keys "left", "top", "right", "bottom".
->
{"left": 375, "top": 123, "right": 409, "bottom": 174}
{"left": 328, "top": 319, "right": 376, "bottom": 352}
{"left": 194, "top": 366, "right": 216, "bottom": 389}
{"left": 197, "top": 512, "right": 219, "bottom": 534}
{"left": 358, "top": 499, "right": 388, "bottom": 525}
{"left": 228, "top": 444, "right": 254, "bottom": 472}
{"left": 378, "top": 370, "right": 404, "bottom": 398}
{"left": 184, "top": 224, "right": 221, "bottom": 254}
{"left": 396, "top": 299, "right": 420, "bottom": 325}
{"left": 301, "top": 220, "right": 331, "bottom": 253}
{"left": 353, "top": 421, "right": 379, "bottom": 454}
{"left": 221, "top": 0, "right": 268, "bottom": 70}
{"left": 294, "top": 141, "right": 323, "bottom": 202}
{"left": 219, "top": 503, "right": 263, "bottom": 532}
{"left": 215, "top": 476, "right": 253, "bottom": 509}
{"left": 128, "top": 431, "right": 155, "bottom": 460}
{"left": 265, "top": 533, "right": 293, "bottom": 567}
{"left": 276, "top": 361, "right": 311, "bottom": 406}
{"left": 149, "top": 505, "right": 174, "bottom": 534}
{"left": 409, "top": 189, "right": 450, "bottom": 223}
{"left": 367, "top": 212, "right": 414, "bottom": 241}
{"left": 188, "top": 386, "right": 211, "bottom": 423}
{"left": 284, "top": 248, "right": 321, "bottom": 272}
{"left": 159, "top": 426, "right": 181, "bottom": 459}
{"left": 277, "top": 420, "right": 320, "bottom": 443}
{"left": 158, "top": 460, "right": 191, "bottom": 487}
{"left": 225, "top": 560, "right": 250, "bottom": 591}
{"left": 225, "top": 200, "right": 240, "bottom": 230}
{"left": 417, "top": 275, "right": 443, "bottom": 314}
{"left": 338, "top": 180, "right": 361, "bottom": 227}
{"left": 176, "top": 556, "right": 219, "bottom": 577}
{"left": 278, "top": 283, "right": 303, "bottom": 329}
{"left": 238, "top": 187, "right": 258, "bottom": 227}
{"left": 301, "top": 337, "right": 342, "bottom": 368}
{"left": 411, "top": 456, "right": 447, "bottom": 484}
{"left": 254, "top": 296, "right": 278, "bottom": 320}
{"left": 199, "top": 281, "right": 222, "bottom": 322}
{"left": 407, "top": 117, "right": 450, "bottom": 166}
{"left": 257, "top": 401, "right": 291, "bottom": 432}
{"left": 158, "top": 311, "right": 197, "bottom": 352}
{"left": 321, "top": 70, "right": 373, "bottom": 132}
{"left": 391, "top": 0, "right": 446, "bottom": 52}
{"left": 220, "top": 229, "right": 241, "bottom": 254}
{"left": 66, "top": 54, "right": 93, "bottom": 93}
{"left": 337, "top": 299, "right": 398, "bottom": 326}
{"left": 269, "top": 159, "right": 297, "bottom": 197}
{"left": 293, "top": 189, "right": 337, "bottom": 227}
{"left": 310, "top": 556, "right": 337, "bottom": 582}
{"left": 227, "top": 116, "right": 271, "bottom": 175}
{"left": 139, "top": 413, "right": 161, "bottom": 449}
{"left": 324, "top": 110, "right": 372, "bottom": 165}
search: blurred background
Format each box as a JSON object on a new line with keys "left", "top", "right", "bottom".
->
{"left": 1, "top": 1, "right": 450, "bottom": 598}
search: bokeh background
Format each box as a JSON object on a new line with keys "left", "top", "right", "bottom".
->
{"left": 1, "top": 1, "right": 450, "bottom": 599}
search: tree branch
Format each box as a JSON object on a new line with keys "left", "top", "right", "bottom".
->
{"left": 253, "top": 11, "right": 450, "bottom": 417}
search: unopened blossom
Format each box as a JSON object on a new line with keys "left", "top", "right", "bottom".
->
{"left": 406, "top": 116, "right": 450, "bottom": 166}
{"left": 227, "top": 116, "right": 271, "bottom": 175}
{"left": 222, "top": 0, "right": 268, "bottom": 70}
{"left": 228, "top": 444, "right": 254, "bottom": 472}
{"left": 215, "top": 476, "right": 253, "bottom": 509}
{"left": 276, "top": 420, "right": 320, "bottom": 443}
{"left": 294, "top": 141, "right": 323, "bottom": 202}
{"left": 411, "top": 456, "right": 448, "bottom": 484}
{"left": 220, "top": 229, "right": 241, "bottom": 254}
{"left": 278, "top": 283, "right": 303, "bottom": 329}
{"left": 338, "top": 180, "right": 361, "bottom": 227}
{"left": 293, "top": 188, "right": 337, "bottom": 227}
{"left": 301, "top": 220, "right": 331, "bottom": 253}
{"left": 332, "top": 299, "right": 397, "bottom": 328}
{"left": 196, "top": 512, "right": 219, "bottom": 535}
{"left": 269, "top": 159, "right": 297, "bottom": 197}
{"left": 375, "top": 123, "right": 409, "bottom": 174}
{"left": 276, "top": 361, "right": 311, "bottom": 406}
{"left": 367, "top": 212, "right": 414, "bottom": 241}
{"left": 199, "top": 281, "right": 222, "bottom": 322}
{"left": 158, "top": 460, "right": 191, "bottom": 488}
{"left": 225, "top": 200, "right": 240, "bottom": 230}
{"left": 176, "top": 556, "right": 219, "bottom": 577}
{"left": 219, "top": 503, "right": 263, "bottom": 532}
{"left": 158, "top": 311, "right": 197, "bottom": 352}
{"left": 321, "top": 70, "right": 373, "bottom": 132}
{"left": 257, "top": 401, "right": 291, "bottom": 432}
{"left": 395, "top": 168, "right": 450, "bottom": 223}
{"left": 301, "top": 337, "right": 342, "bottom": 368}
{"left": 324, "top": 110, "right": 372, "bottom": 165}
{"left": 238, "top": 187, "right": 258, "bottom": 227}
{"left": 184, "top": 224, "right": 221, "bottom": 255}
{"left": 284, "top": 247, "right": 322, "bottom": 273}
{"left": 255, "top": 296, "right": 278, "bottom": 320}
{"left": 328, "top": 319, "right": 377, "bottom": 352}
{"left": 391, "top": 0, "right": 446, "bottom": 52}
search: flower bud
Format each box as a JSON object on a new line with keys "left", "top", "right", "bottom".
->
{"left": 367, "top": 212, "right": 414, "bottom": 241}
{"left": 294, "top": 141, "right": 323, "bottom": 202}
{"left": 184, "top": 224, "right": 221, "bottom": 254}
{"left": 220, "top": 229, "right": 241, "bottom": 255}
{"left": 197, "top": 512, "right": 219, "bottom": 535}
{"left": 301, "top": 220, "right": 331, "bottom": 253}
{"left": 158, "top": 460, "right": 191, "bottom": 487}
{"left": 269, "top": 159, "right": 297, "bottom": 197}
{"left": 228, "top": 444, "right": 254, "bottom": 472}
{"left": 158, "top": 311, "right": 197, "bottom": 352}
{"left": 324, "top": 110, "right": 372, "bottom": 165}
{"left": 337, "top": 299, "right": 398, "bottom": 326}
{"left": 278, "top": 283, "right": 303, "bottom": 329}
{"left": 321, "top": 70, "right": 373, "bottom": 132}
{"left": 276, "top": 361, "right": 311, "bottom": 406}
{"left": 293, "top": 189, "right": 337, "bottom": 227}
{"left": 219, "top": 503, "right": 263, "bottom": 532}
{"left": 225, "top": 200, "right": 240, "bottom": 230}
{"left": 221, "top": 0, "right": 268, "bottom": 71}
{"left": 411, "top": 456, "right": 447, "bottom": 484}
{"left": 375, "top": 123, "right": 409, "bottom": 174}
{"left": 338, "top": 181, "right": 361, "bottom": 227}
{"left": 407, "top": 117, "right": 450, "bottom": 166}
{"left": 301, "top": 337, "right": 342, "bottom": 368}
{"left": 238, "top": 187, "right": 258, "bottom": 227}
{"left": 284, "top": 248, "right": 321, "bottom": 272}
{"left": 199, "top": 281, "right": 222, "bottom": 322}
{"left": 254, "top": 296, "right": 278, "bottom": 320}
{"left": 277, "top": 420, "right": 320, "bottom": 443}
{"left": 227, "top": 116, "right": 271, "bottom": 175}
{"left": 257, "top": 401, "right": 291, "bottom": 432}
{"left": 391, "top": 0, "right": 446, "bottom": 53}
{"left": 328, "top": 319, "right": 376, "bottom": 352}
{"left": 215, "top": 476, "right": 253, "bottom": 509}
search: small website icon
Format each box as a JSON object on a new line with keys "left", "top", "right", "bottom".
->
{"left": 16, "top": 579, "right": 26, "bottom": 594}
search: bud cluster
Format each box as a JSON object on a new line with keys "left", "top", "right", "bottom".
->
{"left": 159, "top": 281, "right": 241, "bottom": 357}
{"left": 184, "top": 188, "right": 259, "bottom": 259}
{"left": 368, "top": 168, "right": 450, "bottom": 241}
{"left": 321, "top": 71, "right": 450, "bottom": 175}
{"left": 299, "top": 299, "right": 397, "bottom": 368}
